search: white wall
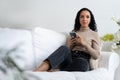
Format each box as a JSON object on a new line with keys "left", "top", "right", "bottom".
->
{"left": 0, "top": 0, "right": 120, "bottom": 36}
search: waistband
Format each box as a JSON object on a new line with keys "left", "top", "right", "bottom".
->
{"left": 71, "top": 50, "right": 88, "bottom": 54}
{"left": 71, "top": 50, "right": 90, "bottom": 59}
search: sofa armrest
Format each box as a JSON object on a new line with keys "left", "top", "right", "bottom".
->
{"left": 99, "top": 51, "right": 119, "bottom": 72}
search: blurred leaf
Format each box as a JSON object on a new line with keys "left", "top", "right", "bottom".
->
{"left": 0, "top": 44, "right": 40, "bottom": 80}
{"left": 112, "top": 17, "right": 120, "bottom": 27}
{"left": 0, "top": 66, "right": 7, "bottom": 74}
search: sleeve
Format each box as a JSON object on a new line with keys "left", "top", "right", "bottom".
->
{"left": 92, "top": 33, "right": 101, "bottom": 52}
{"left": 85, "top": 32, "right": 101, "bottom": 59}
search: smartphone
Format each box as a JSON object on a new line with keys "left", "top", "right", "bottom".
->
{"left": 70, "top": 31, "right": 76, "bottom": 38}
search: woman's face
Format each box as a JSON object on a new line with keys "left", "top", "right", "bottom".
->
{"left": 79, "top": 10, "right": 91, "bottom": 28}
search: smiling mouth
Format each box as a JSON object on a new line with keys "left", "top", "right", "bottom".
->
{"left": 82, "top": 22, "right": 87, "bottom": 24}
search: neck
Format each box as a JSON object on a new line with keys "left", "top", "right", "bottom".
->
{"left": 79, "top": 27, "right": 90, "bottom": 31}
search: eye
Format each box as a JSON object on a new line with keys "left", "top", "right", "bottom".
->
{"left": 86, "top": 15, "right": 90, "bottom": 18}
{"left": 80, "top": 15, "right": 84, "bottom": 18}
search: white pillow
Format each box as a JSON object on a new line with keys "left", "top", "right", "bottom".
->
{"left": 32, "top": 27, "right": 66, "bottom": 68}
{"left": 0, "top": 28, "right": 35, "bottom": 70}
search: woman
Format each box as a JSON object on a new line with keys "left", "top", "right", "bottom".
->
{"left": 34, "top": 8, "right": 101, "bottom": 72}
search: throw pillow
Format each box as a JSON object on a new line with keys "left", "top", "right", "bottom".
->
{"left": 32, "top": 27, "right": 66, "bottom": 68}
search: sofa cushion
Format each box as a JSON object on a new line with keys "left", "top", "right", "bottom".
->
{"left": 25, "top": 68, "right": 112, "bottom": 80}
{"left": 32, "top": 27, "right": 66, "bottom": 68}
{"left": 0, "top": 28, "right": 35, "bottom": 70}
{"left": 28, "top": 71, "right": 76, "bottom": 80}
{"left": 73, "top": 68, "right": 112, "bottom": 80}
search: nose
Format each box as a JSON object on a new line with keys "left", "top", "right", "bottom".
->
{"left": 83, "top": 17, "right": 87, "bottom": 20}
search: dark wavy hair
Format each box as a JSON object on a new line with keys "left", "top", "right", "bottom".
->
{"left": 73, "top": 8, "right": 97, "bottom": 32}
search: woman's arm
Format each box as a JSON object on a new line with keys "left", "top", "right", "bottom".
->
{"left": 65, "top": 36, "right": 77, "bottom": 49}
{"left": 66, "top": 36, "right": 73, "bottom": 48}
{"left": 75, "top": 34, "right": 101, "bottom": 60}
{"left": 85, "top": 40, "right": 100, "bottom": 60}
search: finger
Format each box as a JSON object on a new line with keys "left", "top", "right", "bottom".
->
{"left": 71, "top": 38, "right": 76, "bottom": 40}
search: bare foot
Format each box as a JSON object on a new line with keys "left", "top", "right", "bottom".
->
{"left": 47, "top": 69, "right": 59, "bottom": 72}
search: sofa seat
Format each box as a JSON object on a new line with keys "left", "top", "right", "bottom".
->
{"left": 25, "top": 68, "right": 110, "bottom": 80}
{"left": 73, "top": 68, "right": 111, "bottom": 80}
{"left": 30, "top": 71, "right": 76, "bottom": 80}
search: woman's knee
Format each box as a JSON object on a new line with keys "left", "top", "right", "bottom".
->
{"left": 59, "top": 45, "right": 71, "bottom": 58}
{"left": 59, "top": 45, "right": 70, "bottom": 52}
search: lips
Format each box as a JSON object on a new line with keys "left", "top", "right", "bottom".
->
{"left": 82, "top": 22, "right": 87, "bottom": 24}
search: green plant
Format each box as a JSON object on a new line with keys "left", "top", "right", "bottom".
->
{"left": 0, "top": 45, "right": 40, "bottom": 80}
{"left": 112, "top": 17, "right": 120, "bottom": 27}
{"left": 100, "top": 33, "right": 114, "bottom": 42}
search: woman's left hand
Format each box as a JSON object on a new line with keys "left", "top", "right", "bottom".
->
{"left": 75, "top": 36, "right": 86, "bottom": 46}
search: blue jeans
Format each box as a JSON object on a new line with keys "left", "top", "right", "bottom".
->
{"left": 47, "top": 45, "right": 90, "bottom": 71}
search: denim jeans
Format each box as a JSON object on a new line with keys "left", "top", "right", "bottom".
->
{"left": 47, "top": 45, "right": 90, "bottom": 71}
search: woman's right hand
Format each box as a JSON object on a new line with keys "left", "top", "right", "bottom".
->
{"left": 66, "top": 35, "right": 79, "bottom": 48}
{"left": 66, "top": 36, "right": 76, "bottom": 48}
{"left": 70, "top": 38, "right": 77, "bottom": 44}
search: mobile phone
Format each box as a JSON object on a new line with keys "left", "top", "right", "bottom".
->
{"left": 70, "top": 31, "right": 76, "bottom": 38}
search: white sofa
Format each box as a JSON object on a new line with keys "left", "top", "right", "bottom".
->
{"left": 0, "top": 27, "right": 119, "bottom": 80}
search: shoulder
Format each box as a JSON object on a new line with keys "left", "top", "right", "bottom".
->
{"left": 89, "top": 29, "right": 99, "bottom": 38}
{"left": 89, "top": 29, "right": 100, "bottom": 44}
